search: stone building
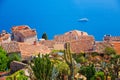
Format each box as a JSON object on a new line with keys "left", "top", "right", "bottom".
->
{"left": 104, "top": 35, "right": 120, "bottom": 42}
{"left": 54, "top": 30, "right": 90, "bottom": 43}
{"left": 103, "top": 35, "right": 120, "bottom": 54}
{"left": 110, "top": 42, "right": 120, "bottom": 55}
{"left": 40, "top": 30, "right": 95, "bottom": 53}
{"left": 11, "top": 25, "right": 38, "bottom": 44}
{"left": 94, "top": 41, "right": 113, "bottom": 53}
{"left": 0, "top": 30, "right": 11, "bottom": 43}
{"left": 10, "top": 61, "right": 27, "bottom": 73}
{"left": 70, "top": 40, "right": 94, "bottom": 53}
{"left": 54, "top": 30, "right": 95, "bottom": 53}
{"left": 39, "top": 40, "right": 55, "bottom": 49}
{"left": 1, "top": 41, "right": 51, "bottom": 60}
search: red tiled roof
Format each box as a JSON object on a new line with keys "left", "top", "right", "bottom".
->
{"left": 70, "top": 40, "right": 94, "bottom": 53}
{"left": 0, "top": 77, "right": 6, "bottom": 80}
{"left": 1, "top": 41, "right": 20, "bottom": 53}
{"left": 19, "top": 43, "right": 51, "bottom": 59}
{"left": 12, "top": 25, "right": 36, "bottom": 38}
{"left": 54, "top": 30, "right": 94, "bottom": 44}
{"left": 95, "top": 42, "right": 112, "bottom": 53}
{"left": 0, "top": 33, "right": 10, "bottom": 41}
{"left": 0, "top": 71, "right": 9, "bottom": 80}
{"left": 1, "top": 41, "right": 51, "bottom": 59}
{"left": 2, "top": 42, "right": 51, "bottom": 58}
{"left": 12, "top": 25, "right": 36, "bottom": 37}
{"left": 39, "top": 40, "right": 55, "bottom": 48}
{"left": 110, "top": 37, "right": 120, "bottom": 41}
{"left": 19, "top": 29, "right": 36, "bottom": 38}
{"left": 104, "top": 36, "right": 120, "bottom": 42}
{"left": 12, "top": 25, "right": 30, "bottom": 32}
{"left": 111, "top": 42, "right": 120, "bottom": 55}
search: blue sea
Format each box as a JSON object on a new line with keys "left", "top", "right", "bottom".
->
{"left": 0, "top": 0, "right": 120, "bottom": 40}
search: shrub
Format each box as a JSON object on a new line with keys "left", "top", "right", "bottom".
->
{"left": 0, "top": 47, "right": 9, "bottom": 71}
{"left": 6, "top": 70, "right": 28, "bottom": 80}
{"left": 7, "top": 53, "right": 21, "bottom": 68}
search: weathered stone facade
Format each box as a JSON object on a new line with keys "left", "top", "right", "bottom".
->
{"left": 53, "top": 43, "right": 65, "bottom": 50}
{"left": 1, "top": 41, "right": 51, "bottom": 60}
{"left": 94, "top": 41, "right": 113, "bottom": 53}
{"left": 0, "top": 30, "right": 11, "bottom": 44}
{"left": 104, "top": 35, "right": 120, "bottom": 42}
{"left": 10, "top": 61, "right": 27, "bottom": 73}
{"left": 40, "top": 30, "right": 95, "bottom": 53}
{"left": 11, "top": 25, "right": 38, "bottom": 44}
{"left": 39, "top": 40, "right": 55, "bottom": 49}
{"left": 54, "top": 30, "right": 90, "bottom": 43}
{"left": 54, "top": 30, "right": 95, "bottom": 53}
{"left": 103, "top": 35, "right": 120, "bottom": 54}
{"left": 24, "top": 35, "right": 38, "bottom": 44}
{"left": 111, "top": 42, "right": 120, "bottom": 55}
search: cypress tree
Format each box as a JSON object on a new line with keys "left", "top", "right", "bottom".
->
{"left": 42, "top": 32, "right": 48, "bottom": 40}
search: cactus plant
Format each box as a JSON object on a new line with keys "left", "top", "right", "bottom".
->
{"left": 64, "top": 42, "right": 74, "bottom": 80}
{"left": 51, "top": 67, "right": 59, "bottom": 80}
{"left": 30, "top": 54, "right": 53, "bottom": 80}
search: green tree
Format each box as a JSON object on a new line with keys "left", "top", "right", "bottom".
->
{"left": 6, "top": 70, "right": 28, "bottom": 80}
{"left": 8, "top": 53, "right": 21, "bottom": 68}
{"left": 0, "top": 47, "right": 8, "bottom": 71}
{"left": 104, "top": 47, "right": 116, "bottom": 55}
{"left": 30, "top": 54, "right": 53, "bottom": 80}
{"left": 95, "top": 71, "right": 104, "bottom": 80}
{"left": 42, "top": 32, "right": 48, "bottom": 40}
{"left": 72, "top": 53, "right": 87, "bottom": 63}
{"left": 51, "top": 59, "right": 70, "bottom": 80}
{"left": 79, "top": 64, "right": 96, "bottom": 80}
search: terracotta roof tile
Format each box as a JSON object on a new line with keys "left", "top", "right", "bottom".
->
{"left": 18, "top": 42, "right": 51, "bottom": 59}
{"left": 111, "top": 42, "right": 120, "bottom": 55}
{"left": 0, "top": 33, "right": 10, "bottom": 41}
{"left": 70, "top": 40, "right": 94, "bottom": 53}
{"left": 12, "top": 25, "right": 30, "bottom": 32}
{"left": 19, "top": 29, "right": 36, "bottom": 38}
{"left": 1, "top": 41, "right": 51, "bottom": 59}
{"left": 0, "top": 77, "right": 6, "bottom": 80}
{"left": 39, "top": 40, "right": 55, "bottom": 48}
{"left": 95, "top": 42, "right": 112, "bottom": 53}
{"left": 12, "top": 25, "right": 36, "bottom": 38}
{"left": 1, "top": 41, "right": 20, "bottom": 53}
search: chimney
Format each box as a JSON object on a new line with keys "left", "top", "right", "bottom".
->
{"left": 33, "top": 41, "right": 37, "bottom": 45}
{"left": 81, "top": 32, "right": 83, "bottom": 36}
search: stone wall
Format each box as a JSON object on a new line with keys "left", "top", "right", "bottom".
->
{"left": 104, "top": 35, "right": 120, "bottom": 42}
{"left": 54, "top": 34, "right": 94, "bottom": 43}
{"left": 13, "top": 32, "right": 37, "bottom": 44}
{"left": 24, "top": 35, "right": 37, "bottom": 44}
{"left": 13, "top": 32, "right": 23, "bottom": 42}
{"left": 53, "top": 43, "right": 65, "bottom": 50}
{"left": 39, "top": 40, "right": 55, "bottom": 49}
{"left": 10, "top": 61, "right": 27, "bottom": 73}
{"left": 2, "top": 37, "right": 11, "bottom": 43}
